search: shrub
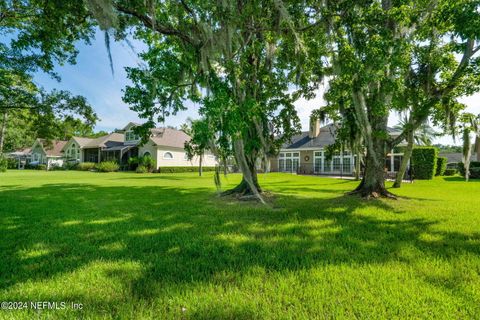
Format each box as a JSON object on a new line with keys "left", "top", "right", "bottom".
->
{"left": 49, "top": 164, "right": 66, "bottom": 171}
{"left": 0, "top": 157, "right": 7, "bottom": 172}
{"left": 157, "top": 166, "right": 216, "bottom": 173}
{"left": 6, "top": 158, "right": 17, "bottom": 169}
{"left": 96, "top": 161, "right": 119, "bottom": 172}
{"left": 136, "top": 165, "right": 148, "bottom": 173}
{"left": 443, "top": 168, "right": 457, "bottom": 176}
{"left": 77, "top": 162, "right": 96, "bottom": 171}
{"left": 37, "top": 164, "right": 47, "bottom": 171}
{"left": 436, "top": 157, "right": 447, "bottom": 176}
{"left": 458, "top": 161, "right": 480, "bottom": 177}
{"left": 411, "top": 147, "right": 438, "bottom": 180}
{"left": 140, "top": 155, "right": 155, "bottom": 172}
{"left": 470, "top": 167, "right": 480, "bottom": 179}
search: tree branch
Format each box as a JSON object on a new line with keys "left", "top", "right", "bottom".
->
{"left": 114, "top": 4, "right": 196, "bottom": 46}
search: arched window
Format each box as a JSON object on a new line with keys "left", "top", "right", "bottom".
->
{"left": 163, "top": 152, "right": 173, "bottom": 159}
{"left": 143, "top": 151, "right": 151, "bottom": 157}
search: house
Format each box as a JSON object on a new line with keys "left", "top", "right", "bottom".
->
{"left": 62, "top": 122, "right": 217, "bottom": 170}
{"left": 440, "top": 152, "right": 478, "bottom": 168}
{"left": 62, "top": 132, "right": 127, "bottom": 164}
{"left": 7, "top": 147, "right": 31, "bottom": 169}
{"left": 269, "top": 117, "right": 404, "bottom": 176}
{"left": 120, "top": 122, "right": 217, "bottom": 170}
{"left": 30, "top": 139, "right": 67, "bottom": 169}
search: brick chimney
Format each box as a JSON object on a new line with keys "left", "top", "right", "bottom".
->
{"left": 309, "top": 116, "right": 320, "bottom": 138}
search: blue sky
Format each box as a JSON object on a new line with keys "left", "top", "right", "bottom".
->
{"left": 33, "top": 29, "right": 479, "bottom": 145}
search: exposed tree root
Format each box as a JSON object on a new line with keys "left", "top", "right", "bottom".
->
{"left": 220, "top": 179, "right": 264, "bottom": 202}
{"left": 347, "top": 179, "right": 397, "bottom": 199}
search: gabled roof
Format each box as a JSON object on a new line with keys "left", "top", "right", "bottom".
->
{"left": 83, "top": 133, "right": 125, "bottom": 148}
{"left": 281, "top": 124, "right": 401, "bottom": 150}
{"left": 281, "top": 124, "right": 337, "bottom": 149}
{"left": 149, "top": 128, "right": 191, "bottom": 149}
{"left": 34, "top": 139, "right": 68, "bottom": 157}
{"left": 121, "top": 122, "right": 141, "bottom": 131}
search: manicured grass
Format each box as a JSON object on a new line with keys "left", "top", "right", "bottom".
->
{"left": 1, "top": 171, "right": 480, "bottom": 319}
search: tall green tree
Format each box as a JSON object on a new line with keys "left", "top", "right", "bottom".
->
{"left": 116, "top": 0, "right": 324, "bottom": 200}
{"left": 184, "top": 119, "right": 211, "bottom": 177}
{"left": 318, "top": 0, "right": 480, "bottom": 198}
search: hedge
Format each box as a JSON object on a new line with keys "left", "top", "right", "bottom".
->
{"left": 436, "top": 157, "right": 447, "bottom": 176}
{"left": 471, "top": 167, "right": 480, "bottom": 179}
{"left": 411, "top": 147, "right": 438, "bottom": 180}
{"left": 0, "top": 157, "right": 7, "bottom": 172}
{"left": 157, "top": 166, "right": 216, "bottom": 173}
{"left": 458, "top": 161, "right": 480, "bottom": 177}
{"left": 443, "top": 168, "right": 457, "bottom": 176}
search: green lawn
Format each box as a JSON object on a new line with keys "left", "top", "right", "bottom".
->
{"left": 1, "top": 171, "right": 480, "bottom": 319}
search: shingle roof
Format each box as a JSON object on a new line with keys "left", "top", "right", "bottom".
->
{"left": 71, "top": 137, "right": 95, "bottom": 147}
{"left": 83, "top": 133, "right": 125, "bottom": 148}
{"left": 37, "top": 139, "right": 68, "bottom": 156}
{"left": 281, "top": 124, "right": 401, "bottom": 149}
{"left": 149, "top": 128, "right": 190, "bottom": 149}
{"left": 439, "top": 152, "right": 477, "bottom": 164}
{"left": 281, "top": 124, "right": 337, "bottom": 149}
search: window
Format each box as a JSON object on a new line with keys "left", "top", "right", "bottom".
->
{"left": 126, "top": 130, "right": 140, "bottom": 141}
{"left": 184, "top": 153, "right": 188, "bottom": 160}
{"left": 143, "top": 151, "right": 151, "bottom": 157}
{"left": 342, "top": 157, "right": 351, "bottom": 173}
{"left": 324, "top": 159, "right": 332, "bottom": 172}
{"left": 163, "top": 152, "right": 173, "bottom": 159}
{"left": 333, "top": 158, "right": 341, "bottom": 171}
{"left": 314, "top": 152, "right": 322, "bottom": 173}
{"left": 278, "top": 151, "right": 300, "bottom": 173}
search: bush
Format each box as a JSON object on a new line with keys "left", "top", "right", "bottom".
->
{"left": 136, "top": 165, "right": 148, "bottom": 173}
{"left": 436, "top": 157, "right": 447, "bottom": 176}
{"left": 157, "top": 166, "right": 216, "bottom": 173}
{"left": 96, "top": 161, "right": 119, "bottom": 172}
{"left": 37, "top": 164, "right": 47, "bottom": 171}
{"left": 77, "top": 162, "right": 96, "bottom": 171}
{"left": 49, "top": 164, "right": 66, "bottom": 171}
{"left": 0, "top": 157, "right": 7, "bottom": 172}
{"left": 6, "top": 158, "right": 17, "bottom": 169}
{"left": 64, "top": 161, "right": 78, "bottom": 170}
{"left": 411, "top": 147, "right": 438, "bottom": 180}
{"left": 140, "top": 155, "right": 155, "bottom": 172}
{"left": 443, "top": 168, "right": 457, "bottom": 176}
{"left": 458, "top": 161, "right": 480, "bottom": 177}
{"left": 470, "top": 167, "right": 480, "bottom": 179}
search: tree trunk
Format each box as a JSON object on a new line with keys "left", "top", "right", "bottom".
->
{"left": 222, "top": 159, "right": 262, "bottom": 196}
{"left": 199, "top": 154, "right": 203, "bottom": 177}
{"left": 393, "top": 128, "right": 414, "bottom": 188}
{"left": 351, "top": 144, "right": 395, "bottom": 199}
{"left": 0, "top": 110, "right": 8, "bottom": 154}
{"left": 355, "top": 151, "right": 361, "bottom": 180}
{"left": 221, "top": 145, "right": 262, "bottom": 197}
{"left": 223, "top": 156, "right": 228, "bottom": 176}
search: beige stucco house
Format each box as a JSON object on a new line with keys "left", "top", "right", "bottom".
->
{"left": 269, "top": 118, "right": 404, "bottom": 176}
{"left": 61, "top": 122, "right": 217, "bottom": 170}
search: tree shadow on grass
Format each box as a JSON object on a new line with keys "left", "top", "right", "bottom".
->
{"left": 0, "top": 181, "right": 479, "bottom": 317}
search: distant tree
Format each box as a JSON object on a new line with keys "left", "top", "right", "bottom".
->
{"left": 0, "top": 73, "right": 97, "bottom": 152}
{"left": 458, "top": 113, "right": 480, "bottom": 181}
{"left": 184, "top": 120, "right": 211, "bottom": 177}
{"left": 392, "top": 116, "right": 438, "bottom": 188}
